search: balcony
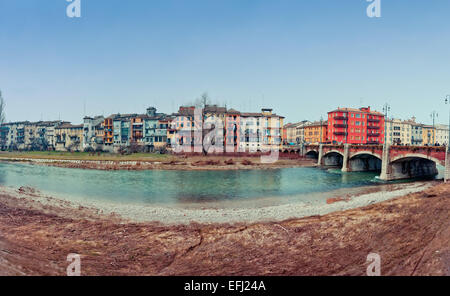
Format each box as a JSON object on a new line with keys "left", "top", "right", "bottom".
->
{"left": 333, "top": 131, "right": 347, "bottom": 136}
{"left": 368, "top": 132, "right": 380, "bottom": 137}
{"left": 333, "top": 124, "right": 348, "bottom": 128}
{"left": 334, "top": 116, "right": 347, "bottom": 120}
{"left": 367, "top": 126, "right": 380, "bottom": 130}
{"left": 368, "top": 119, "right": 380, "bottom": 123}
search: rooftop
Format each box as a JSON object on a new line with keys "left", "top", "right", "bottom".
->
{"left": 329, "top": 107, "right": 384, "bottom": 116}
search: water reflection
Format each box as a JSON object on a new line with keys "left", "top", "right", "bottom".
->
{"left": 0, "top": 162, "right": 381, "bottom": 205}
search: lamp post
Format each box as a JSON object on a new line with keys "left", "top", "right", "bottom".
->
{"left": 319, "top": 116, "right": 323, "bottom": 144}
{"left": 430, "top": 111, "right": 438, "bottom": 146}
{"left": 445, "top": 95, "right": 450, "bottom": 183}
{"left": 382, "top": 103, "right": 390, "bottom": 146}
{"left": 445, "top": 95, "right": 450, "bottom": 147}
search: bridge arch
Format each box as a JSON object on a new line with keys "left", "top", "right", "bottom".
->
{"left": 323, "top": 150, "right": 344, "bottom": 157}
{"left": 390, "top": 154, "right": 444, "bottom": 166}
{"left": 348, "top": 152, "right": 382, "bottom": 172}
{"left": 322, "top": 151, "right": 344, "bottom": 168}
{"left": 350, "top": 151, "right": 382, "bottom": 160}
{"left": 305, "top": 150, "right": 319, "bottom": 159}
{"left": 389, "top": 154, "right": 442, "bottom": 180}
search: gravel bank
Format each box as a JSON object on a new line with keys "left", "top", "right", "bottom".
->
{"left": 0, "top": 181, "right": 432, "bottom": 225}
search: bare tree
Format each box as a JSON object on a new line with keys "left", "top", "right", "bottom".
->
{"left": 195, "top": 92, "right": 211, "bottom": 108}
{"left": 0, "top": 90, "right": 5, "bottom": 124}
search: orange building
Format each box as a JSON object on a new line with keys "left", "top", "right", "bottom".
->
{"left": 103, "top": 117, "right": 114, "bottom": 146}
{"left": 304, "top": 121, "right": 328, "bottom": 144}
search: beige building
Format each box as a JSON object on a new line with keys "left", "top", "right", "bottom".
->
{"left": 283, "top": 121, "right": 311, "bottom": 145}
{"left": 283, "top": 123, "right": 297, "bottom": 145}
{"left": 263, "top": 108, "right": 284, "bottom": 149}
{"left": 406, "top": 117, "right": 424, "bottom": 146}
{"left": 386, "top": 119, "right": 412, "bottom": 145}
{"left": 55, "top": 123, "right": 84, "bottom": 152}
{"left": 295, "top": 121, "right": 312, "bottom": 145}
{"left": 435, "top": 124, "right": 449, "bottom": 146}
{"left": 239, "top": 109, "right": 284, "bottom": 152}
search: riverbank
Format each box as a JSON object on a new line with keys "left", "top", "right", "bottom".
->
{"left": 0, "top": 181, "right": 448, "bottom": 275}
{"left": 0, "top": 182, "right": 433, "bottom": 225}
{"left": 0, "top": 152, "right": 316, "bottom": 171}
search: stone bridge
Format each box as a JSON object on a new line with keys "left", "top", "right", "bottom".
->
{"left": 283, "top": 144, "right": 450, "bottom": 181}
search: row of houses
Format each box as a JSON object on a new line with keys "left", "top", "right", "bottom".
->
{"left": 0, "top": 105, "right": 285, "bottom": 153}
{"left": 283, "top": 106, "right": 450, "bottom": 146}
{"left": 0, "top": 120, "right": 78, "bottom": 151}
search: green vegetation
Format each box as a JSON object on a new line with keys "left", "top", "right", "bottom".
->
{"left": 0, "top": 151, "right": 173, "bottom": 162}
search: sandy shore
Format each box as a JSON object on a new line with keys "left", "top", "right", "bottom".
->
{"left": 0, "top": 182, "right": 433, "bottom": 225}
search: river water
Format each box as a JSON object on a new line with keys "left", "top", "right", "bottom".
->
{"left": 0, "top": 162, "right": 387, "bottom": 206}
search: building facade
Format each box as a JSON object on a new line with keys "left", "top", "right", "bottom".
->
{"left": 327, "top": 107, "right": 385, "bottom": 145}
{"left": 169, "top": 106, "right": 283, "bottom": 153}
{"left": 422, "top": 125, "right": 436, "bottom": 146}
{"left": 385, "top": 118, "right": 412, "bottom": 145}
{"left": 435, "top": 124, "right": 449, "bottom": 146}
{"left": 408, "top": 118, "right": 423, "bottom": 146}
{"left": 83, "top": 116, "right": 105, "bottom": 150}
{"left": 55, "top": 123, "right": 84, "bottom": 152}
{"left": 294, "top": 121, "right": 312, "bottom": 145}
{"left": 304, "top": 121, "right": 327, "bottom": 144}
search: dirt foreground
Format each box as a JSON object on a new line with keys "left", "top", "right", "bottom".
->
{"left": 0, "top": 182, "right": 449, "bottom": 276}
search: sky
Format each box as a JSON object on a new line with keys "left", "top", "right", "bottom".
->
{"left": 1, "top": 0, "right": 450, "bottom": 125}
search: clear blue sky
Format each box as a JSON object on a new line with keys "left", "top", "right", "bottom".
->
{"left": 1, "top": 0, "right": 450, "bottom": 125}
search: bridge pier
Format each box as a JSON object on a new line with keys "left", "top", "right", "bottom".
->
{"left": 317, "top": 144, "right": 323, "bottom": 166}
{"left": 300, "top": 144, "right": 306, "bottom": 157}
{"left": 380, "top": 144, "right": 392, "bottom": 181}
{"left": 341, "top": 144, "right": 350, "bottom": 172}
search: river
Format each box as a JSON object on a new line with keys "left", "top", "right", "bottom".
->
{"left": 0, "top": 161, "right": 387, "bottom": 206}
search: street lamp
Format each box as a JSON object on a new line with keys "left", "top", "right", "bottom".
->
{"left": 319, "top": 116, "right": 323, "bottom": 144}
{"left": 382, "top": 103, "right": 390, "bottom": 145}
{"left": 445, "top": 95, "right": 450, "bottom": 147}
{"left": 430, "top": 111, "right": 438, "bottom": 146}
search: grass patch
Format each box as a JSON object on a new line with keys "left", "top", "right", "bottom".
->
{"left": 0, "top": 151, "right": 172, "bottom": 162}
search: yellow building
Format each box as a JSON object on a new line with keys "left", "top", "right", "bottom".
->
{"left": 304, "top": 121, "right": 328, "bottom": 144}
{"left": 262, "top": 108, "right": 284, "bottom": 149}
{"left": 55, "top": 123, "right": 84, "bottom": 152}
{"left": 422, "top": 125, "right": 436, "bottom": 145}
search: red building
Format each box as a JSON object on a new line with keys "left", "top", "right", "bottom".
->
{"left": 327, "top": 107, "right": 385, "bottom": 145}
